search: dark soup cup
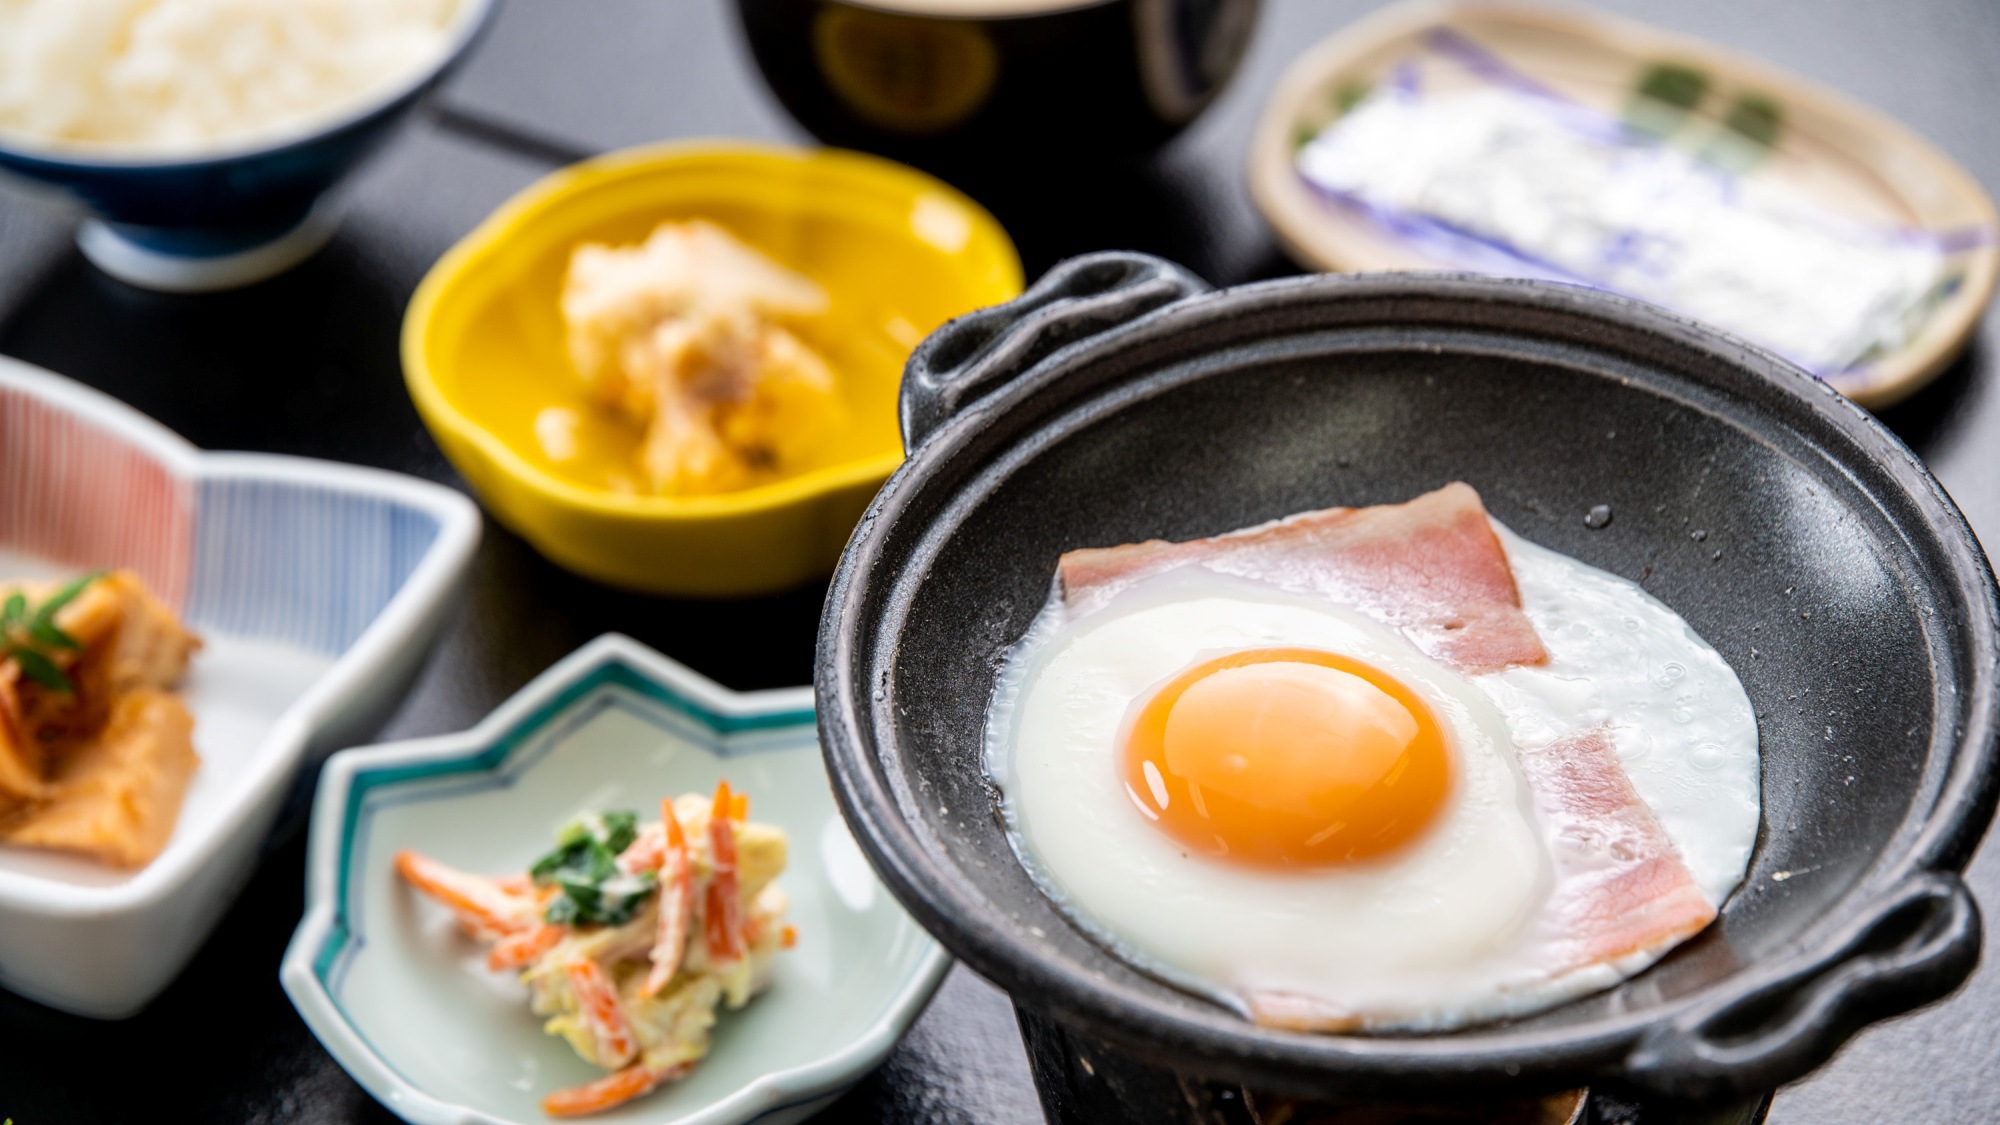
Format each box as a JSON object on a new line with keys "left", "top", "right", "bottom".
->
{"left": 814, "top": 253, "right": 2000, "bottom": 1116}
{"left": 731, "top": 0, "right": 1259, "bottom": 172}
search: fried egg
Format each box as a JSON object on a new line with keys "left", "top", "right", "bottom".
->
{"left": 985, "top": 522, "right": 1758, "bottom": 1032}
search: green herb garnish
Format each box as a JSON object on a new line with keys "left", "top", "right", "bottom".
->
{"left": 1636, "top": 63, "right": 1710, "bottom": 112}
{"left": 531, "top": 810, "right": 653, "bottom": 926}
{"left": 0, "top": 572, "right": 102, "bottom": 694}
{"left": 1722, "top": 92, "right": 1783, "bottom": 148}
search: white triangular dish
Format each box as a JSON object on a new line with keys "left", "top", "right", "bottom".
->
{"left": 0, "top": 356, "right": 479, "bottom": 1016}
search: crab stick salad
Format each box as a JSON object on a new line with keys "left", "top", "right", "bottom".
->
{"left": 396, "top": 781, "right": 794, "bottom": 1117}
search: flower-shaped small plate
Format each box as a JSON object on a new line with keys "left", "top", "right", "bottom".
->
{"left": 281, "top": 634, "right": 950, "bottom": 1125}
{"left": 0, "top": 356, "right": 480, "bottom": 1017}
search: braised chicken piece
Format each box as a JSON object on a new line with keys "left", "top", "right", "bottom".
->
{"left": 560, "top": 220, "right": 844, "bottom": 497}
{"left": 0, "top": 571, "right": 201, "bottom": 867}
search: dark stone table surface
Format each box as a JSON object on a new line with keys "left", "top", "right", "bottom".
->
{"left": 1, "top": 1, "right": 1997, "bottom": 1121}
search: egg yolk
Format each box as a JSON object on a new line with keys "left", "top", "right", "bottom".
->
{"left": 1119, "top": 648, "right": 1451, "bottom": 869}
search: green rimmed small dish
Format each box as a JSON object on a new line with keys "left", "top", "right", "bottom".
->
{"left": 281, "top": 634, "right": 948, "bottom": 1124}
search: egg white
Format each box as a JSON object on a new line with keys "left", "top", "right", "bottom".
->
{"left": 988, "top": 572, "right": 1555, "bottom": 1021}
{"left": 986, "top": 525, "right": 1760, "bottom": 1030}
{"left": 1488, "top": 526, "right": 1760, "bottom": 905}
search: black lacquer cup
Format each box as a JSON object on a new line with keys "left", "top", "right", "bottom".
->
{"left": 816, "top": 253, "right": 2000, "bottom": 1118}
{"left": 731, "top": 0, "right": 1258, "bottom": 174}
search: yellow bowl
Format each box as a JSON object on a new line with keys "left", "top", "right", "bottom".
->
{"left": 403, "top": 141, "right": 1022, "bottom": 595}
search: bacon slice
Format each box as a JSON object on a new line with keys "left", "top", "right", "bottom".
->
{"left": 1057, "top": 482, "right": 1546, "bottom": 674}
{"left": 1514, "top": 727, "right": 1717, "bottom": 972}
{"left": 1245, "top": 727, "right": 1715, "bottom": 1032}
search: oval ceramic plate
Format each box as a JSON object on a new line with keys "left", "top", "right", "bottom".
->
{"left": 281, "top": 635, "right": 950, "bottom": 1125}
{"left": 1249, "top": 0, "right": 1999, "bottom": 409}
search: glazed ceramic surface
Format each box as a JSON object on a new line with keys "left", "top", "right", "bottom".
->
{"left": 0, "top": 356, "right": 479, "bottom": 1017}
{"left": 1248, "top": 0, "right": 1999, "bottom": 410}
{"left": 403, "top": 141, "right": 1022, "bottom": 596}
{"left": 283, "top": 634, "right": 950, "bottom": 1125}
{"left": 816, "top": 253, "right": 1999, "bottom": 1105}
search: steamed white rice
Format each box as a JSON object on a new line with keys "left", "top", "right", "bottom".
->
{"left": 0, "top": 0, "right": 465, "bottom": 152}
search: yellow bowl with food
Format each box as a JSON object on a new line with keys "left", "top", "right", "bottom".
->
{"left": 403, "top": 141, "right": 1022, "bottom": 595}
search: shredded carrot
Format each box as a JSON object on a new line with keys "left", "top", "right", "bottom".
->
{"left": 780, "top": 924, "right": 798, "bottom": 950}
{"left": 394, "top": 850, "right": 531, "bottom": 940}
{"left": 704, "top": 802, "right": 744, "bottom": 963}
{"left": 616, "top": 827, "right": 665, "bottom": 875}
{"left": 542, "top": 1062, "right": 690, "bottom": 1117}
{"left": 662, "top": 795, "right": 687, "bottom": 849}
{"left": 488, "top": 923, "right": 566, "bottom": 971}
{"left": 643, "top": 793, "right": 695, "bottom": 998}
{"left": 565, "top": 958, "right": 639, "bottom": 1068}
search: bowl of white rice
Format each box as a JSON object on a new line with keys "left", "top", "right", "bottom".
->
{"left": 0, "top": 0, "right": 496, "bottom": 291}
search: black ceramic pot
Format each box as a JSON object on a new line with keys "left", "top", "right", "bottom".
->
{"left": 731, "top": 0, "right": 1258, "bottom": 174}
{"left": 815, "top": 253, "right": 2000, "bottom": 1115}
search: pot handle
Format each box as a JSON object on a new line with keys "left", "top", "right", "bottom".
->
{"left": 1622, "top": 870, "right": 1980, "bottom": 1102}
{"left": 900, "top": 251, "right": 1212, "bottom": 451}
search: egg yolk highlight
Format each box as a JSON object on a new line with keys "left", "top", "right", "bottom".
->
{"left": 1119, "top": 648, "right": 1450, "bottom": 868}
